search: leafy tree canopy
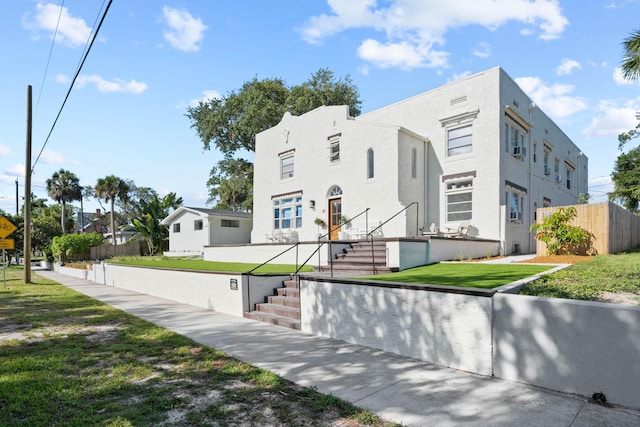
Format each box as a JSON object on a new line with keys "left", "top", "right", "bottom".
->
{"left": 46, "top": 169, "right": 82, "bottom": 234}
{"left": 186, "top": 68, "right": 361, "bottom": 210}
{"left": 128, "top": 192, "right": 182, "bottom": 255}
{"left": 610, "top": 145, "right": 640, "bottom": 213}
{"left": 95, "top": 175, "right": 131, "bottom": 247}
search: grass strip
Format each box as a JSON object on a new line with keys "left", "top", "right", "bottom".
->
{"left": 357, "top": 263, "right": 552, "bottom": 289}
{"left": 520, "top": 252, "right": 640, "bottom": 301}
{"left": 108, "top": 256, "right": 314, "bottom": 274}
{"left": 0, "top": 266, "right": 395, "bottom": 427}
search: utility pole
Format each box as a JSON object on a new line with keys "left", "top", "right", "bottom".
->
{"left": 15, "top": 179, "right": 18, "bottom": 215}
{"left": 24, "top": 85, "right": 32, "bottom": 284}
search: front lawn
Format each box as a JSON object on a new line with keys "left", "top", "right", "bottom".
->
{"left": 520, "top": 251, "right": 640, "bottom": 302}
{"left": 108, "top": 256, "right": 314, "bottom": 274}
{"left": 357, "top": 263, "right": 552, "bottom": 289}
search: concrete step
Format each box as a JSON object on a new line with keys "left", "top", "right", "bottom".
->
{"left": 243, "top": 311, "right": 301, "bottom": 330}
{"left": 254, "top": 302, "right": 301, "bottom": 320}
{"left": 276, "top": 287, "right": 299, "bottom": 298}
{"left": 267, "top": 295, "right": 301, "bottom": 308}
{"left": 334, "top": 255, "right": 387, "bottom": 264}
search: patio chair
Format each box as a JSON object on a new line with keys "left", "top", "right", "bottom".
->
{"left": 422, "top": 223, "right": 441, "bottom": 236}
{"left": 443, "top": 223, "right": 470, "bottom": 238}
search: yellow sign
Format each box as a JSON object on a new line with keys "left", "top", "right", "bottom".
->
{"left": 0, "top": 217, "right": 17, "bottom": 238}
{"left": 0, "top": 239, "right": 15, "bottom": 250}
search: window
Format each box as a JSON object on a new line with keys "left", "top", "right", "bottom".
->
{"left": 273, "top": 196, "right": 302, "bottom": 229}
{"left": 446, "top": 179, "right": 472, "bottom": 221}
{"left": 411, "top": 148, "right": 417, "bottom": 179}
{"left": 280, "top": 154, "right": 294, "bottom": 179}
{"left": 328, "top": 134, "right": 340, "bottom": 163}
{"left": 565, "top": 165, "right": 574, "bottom": 190}
{"left": 173, "top": 223, "right": 180, "bottom": 233}
{"left": 507, "top": 191, "right": 525, "bottom": 223}
{"left": 543, "top": 146, "right": 551, "bottom": 175}
{"left": 506, "top": 124, "right": 525, "bottom": 160}
{"left": 554, "top": 158, "right": 561, "bottom": 182}
{"left": 533, "top": 143, "right": 537, "bottom": 163}
{"left": 221, "top": 219, "right": 240, "bottom": 228}
{"left": 367, "top": 148, "right": 374, "bottom": 179}
{"left": 194, "top": 219, "right": 203, "bottom": 230}
{"left": 447, "top": 125, "right": 472, "bottom": 156}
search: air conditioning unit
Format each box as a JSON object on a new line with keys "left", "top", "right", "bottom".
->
{"left": 544, "top": 166, "right": 551, "bottom": 175}
{"left": 554, "top": 174, "right": 562, "bottom": 182}
{"left": 509, "top": 211, "right": 522, "bottom": 221}
{"left": 512, "top": 146, "right": 522, "bottom": 157}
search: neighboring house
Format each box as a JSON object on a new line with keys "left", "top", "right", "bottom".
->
{"left": 76, "top": 209, "right": 108, "bottom": 234}
{"left": 161, "top": 207, "right": 252, "bottom": 254}
{"left": 251, "top": 67, "right": 588, "bottom": 255}
{"left": 103, "top": 230, "right": 136, "bottom": 245}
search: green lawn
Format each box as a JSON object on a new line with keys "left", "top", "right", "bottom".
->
{"left": 108, "top": 256, "right": 314, "bottom": 274}
{"left": 520, "top": 251, "right": 640, "bottom": 302}
{"left": 357, "top": 263, "right": 553, "bottom": 289}
{"left": 0, "top": 267, "right": 394, "bottom": 427}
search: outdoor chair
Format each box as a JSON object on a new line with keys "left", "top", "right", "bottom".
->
{"left": 422, "top": 223, "right": 442, "bottom": 236}
{"left": 443, "top": 223, "right": 470, "bottom": 238}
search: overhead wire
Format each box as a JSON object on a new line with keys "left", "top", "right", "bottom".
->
{"left": 35, "top": 0, "right": 66, "bottom": 115}
{"left": 32, "top": 0, "right": 114, "bottom": 173}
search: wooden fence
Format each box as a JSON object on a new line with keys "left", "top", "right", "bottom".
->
{"left": 536, "top": 202, "right": 640, "bottom": 255}
{"left": 90, "top": 240, "right": 147, "bottom": 260}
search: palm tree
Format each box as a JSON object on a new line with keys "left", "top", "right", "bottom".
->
{"left": 621, "top": 28, "right": 640, "bottom": 81}
{"left": 46, "top": 169, "right": 82, "bottom": 234}
{"left": 95, "top": 175, "right": 130, "bottom": 247}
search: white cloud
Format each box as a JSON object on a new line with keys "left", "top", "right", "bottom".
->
{"left": 4, "top": 164, "right": 26, "bottom": 178}
{"left": 176, "top": 90, "right": 221, "bottom": 109}
{"left": 301, "top": 0, "right": 568, "bottom": 70}
{"left": 515, "top": 76, "right": 587, "bottom": 119}
{"left": 0, "top": 145, "right": 12, "bottom": 158}
{"left": 57, "top": 74, "right": 148, "bottom": 94}
{"left": 556, "top": 58, "right": 581, "bottom": 75}
{"left": 39, "top": 149, "right": 68, "bottom": 165}
{"left": 162, "top": 6, "right": 207, "bottom": 52}
{"left": 24, "top": 2, "right": 92, "bottom": 48}
{"left": 583, "top": 98, "right": 640, "bottom": 138}
{"left": 472, "top": 42, "right": 491, "bottom": 59}
{"left": 447, "top": 71, "right": 473, "bottom": 83}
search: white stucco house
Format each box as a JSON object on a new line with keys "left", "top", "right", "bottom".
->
{"left": 161, "top": 207, "right": 252, "bottom": 256}
{"left": 251, "top": 67, "right": 588, "bottom": 255}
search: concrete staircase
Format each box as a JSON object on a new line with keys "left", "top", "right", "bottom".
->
{"left": 244, "top": 277, "right": 301, "bottom": 330}
{"left": 324, "top": 240, "right": 396, "bottom": 275}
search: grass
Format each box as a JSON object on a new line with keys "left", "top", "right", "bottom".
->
{"left": 0, "top": 266, "right": 396, "bottom": 427}
{"left": 107, "top": 256, "right": 314, "bottom": 274}
{"left": 520, "top": 251, "right": 640, "bottom": 301}
{"left": 357, "top": 263, "right": 552, "bottom": 289}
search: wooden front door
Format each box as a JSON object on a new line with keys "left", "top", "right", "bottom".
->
{"left": 329, "top": 197, "right": 342, "bottom": 240}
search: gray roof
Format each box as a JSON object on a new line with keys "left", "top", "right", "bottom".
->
{"left": 186, "top": 207, "right": 252, "bottom": 218}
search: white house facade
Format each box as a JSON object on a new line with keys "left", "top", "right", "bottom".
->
{"left": 251, "top": 67, "right": 588, "bottom": 255}
{"left": 162, "top": 207, "right": 252, "bottom": 255}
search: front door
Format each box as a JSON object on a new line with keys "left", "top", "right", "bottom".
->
{"left": 329, "top": 197, "right": 342, "bottom": 240}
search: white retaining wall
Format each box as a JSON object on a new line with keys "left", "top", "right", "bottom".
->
{"left": 493, "top": 293, "right": 640, "bottom": 409}
{"left": 96, "top": 264, "right": 288, "bottom": 317}
{"left": 300, "top": 277, "right": 494, "bottom": 375}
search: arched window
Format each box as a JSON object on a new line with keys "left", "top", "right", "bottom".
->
{"left": 367, "top": 148, "right": 374, "bottom": 179}
{"left": 329, "top": 186, "right": 343, "bottom": 197}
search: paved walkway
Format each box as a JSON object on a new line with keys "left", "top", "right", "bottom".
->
{"left": 36, "top": 269, "right": 640, "bottom": 426}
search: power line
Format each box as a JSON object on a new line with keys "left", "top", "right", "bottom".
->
{"left": 35, "top": 0, "right": 66, "bottom": 115}
{"left": 32, "top": 0, "right": 114, "bottom": 172}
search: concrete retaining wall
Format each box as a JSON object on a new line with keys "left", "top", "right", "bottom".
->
{"left": 493, "top": 293, "right": 640, "bottom": 409}
{"left": 300, "top": 277, "right": 494, "bottom": 375}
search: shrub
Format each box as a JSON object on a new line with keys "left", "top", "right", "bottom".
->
{"left": 51, "top": 232, "right": 104, "bottom": 263}
{"left": 530, "top": 207, "right": 594, "bottom": 255}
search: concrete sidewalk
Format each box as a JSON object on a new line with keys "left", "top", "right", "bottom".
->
{"left": 36, "top": 269, "right": 640, "bottom": 426}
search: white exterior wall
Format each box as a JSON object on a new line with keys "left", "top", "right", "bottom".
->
{"left": 167, "top": 210, "right": 210, "bottom": 252}
{"left": 300, "top": 278, "right": 494, "bottom": 375}
{"left": 252, "top": 106, "right": 428, "bottom": 243}
{"left": 208, "top": 216, "right": 252, "bottom": 245}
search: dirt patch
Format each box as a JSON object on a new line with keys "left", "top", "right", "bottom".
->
{"left": 517, "top": 255, "right": 593, "bottom": 264}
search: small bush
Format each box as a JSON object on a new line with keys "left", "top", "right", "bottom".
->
{"left": 530, "top": 207, "right": 594, "bottom": 255}
{"left": 51, "top": 232, "right": 104, "bottom": 263}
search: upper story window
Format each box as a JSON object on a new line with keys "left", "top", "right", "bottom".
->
{"left": 411, "top": 148, "right": 417, "bottom": 179}
{"left": 507, "top": 191, "right": 525, "bottom": 223}
{"left": 505, "top": 124, "right": 526, "bottom": 160}
{"left": 328, "top": 133, "right": 340, "bottom": 163}
{"left": 533, "top": 143, "right": 537, "bottom": 163}
{"left": 543, "top": 145, "right": 551, "bottom": 175}
{"left": 194, "top": 219, "right": 203, "bottom": 231}
{"left": 445, "top": 179, "right": 473, "bottom": 222}
{"left": 280, "top": 152, "right": 294, "bottom": 180}
{"left": 367, "top": 148, "right": 374, "bottom": 179}
{"left": 565, "top": 164, "right": 575, "bottom": 190}
{"left": 447, "top": 125, "right": 472, "bottom": 156}
{"left": 554, "top": 158, "right": 561, "bottom": 182}
{"left": 173, "top": 223, "right": 180, "bottom": 233}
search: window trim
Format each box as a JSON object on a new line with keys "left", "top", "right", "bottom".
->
{"left": 367, "top": 148, "right": 374, "bottom": 179}
{"left": 173, "top": 223, "right": 181, "bottom": 233}
{"left": 328, "top": 134, "right": 340, "bottom": 163}
{"left": 445, "top": 179, "right": 473, "bottom": 222}
{"left": 280, "top": 152, "right": 294, "bottom": 180}
{"left": 194, "top": 219, "right": 204, "bottom": 231}
{"left": 273, "top": 195, "right": 303, "bottom": 230}
{"left": 446, "top": 124, "right": 473, "bottom": 157}
{"left": 221, "top": 219, "right": 240, "bottom": 228}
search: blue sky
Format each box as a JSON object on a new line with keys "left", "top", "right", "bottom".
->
{"left": 0, "top": 0, "right": 639, "bottom": 215}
